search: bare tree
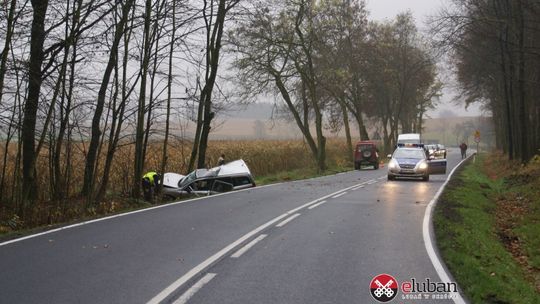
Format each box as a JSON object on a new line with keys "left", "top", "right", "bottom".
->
{"left": 82, "top": 0, "right": 134, "bottom": 200}
{"left": 431, "top": 0, "right": 539, "bottom": 162}
{"left": 188, "top": 0, "right": 241, "bottom": 171}
{"left": 231, "top": 0, "right": 330, "bottom": 171}
{"left": 21, "top": 0, "right": 50, "bottom": 205}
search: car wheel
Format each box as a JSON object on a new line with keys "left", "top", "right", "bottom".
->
{"left": 422, "top": 175, "right": 430, "bottom": 181}
{"left": 387, "top": 174, "right": 395, "bottom": 181}
{"left": 374, "top": 162, "right": 379, "bottom": 170}
{"left": 354, "top": 162, "right": 360, "bottom": 170}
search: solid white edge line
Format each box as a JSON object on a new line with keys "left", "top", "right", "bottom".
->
{"left": 146, "top": 180, "right": 370, "bottom": 304}
{"left": 172, "top": 273, "right": 217, "bottom": 304}
{"left": 0, "top": 182, "right": 279, "bottom": 248}
{"left": 275, "top": 213, "right": 301, "bottom": 228}
{"left": 1, "top": 168, "right": 365, "bottom": 247}
{"left": 422, "top": 155, "right": 472, "bottom": 304}
{"left": 230, "top": 234, "right": 267, "bottom": 258}
{"left": 308, "top": 200, "right": 327, "bottom": 210}
{"left": 331, "top": 192, "right": 347, "bottom": 199}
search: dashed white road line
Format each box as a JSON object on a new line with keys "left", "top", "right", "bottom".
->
{"left": 308, "top": 200, "right": 327, "bottom": 210}
{"left": 230, "top": 234, "right": 267, "bottom": 258}
{"left": 276, "top": 213, "right": 301, "bottom": 228}
{"left": 351, "top": 185, "right": 365, "bottom": 191}
{"left": 147, "top": 180, "right": 370, "bottom": 304}
{"left": 332, "top": 192, "right": 347, "bottom": 199}
{"left": 172, "top": 273, "right": 217, "bottom": 304}
{"left": 366, "top": 179, "right": 377, "bottom": 185}
{"left": 378, "top": 176, "right": 386, "bottom": 180}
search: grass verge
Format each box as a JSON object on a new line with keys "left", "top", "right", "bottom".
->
{"left": 0, "top": 164, "right": 354, "bottom": 242}
{"left": 434, "top": 153, "right": 540, "bottom": 304}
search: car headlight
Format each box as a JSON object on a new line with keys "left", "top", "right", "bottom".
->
{"left": 418, "top": 161, "right": 428, "bottom": 170}
{"left": 388, "top": 159, "right": 399, "bottom": 170}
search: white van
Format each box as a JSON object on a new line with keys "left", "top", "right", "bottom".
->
{"left": 397, "top": 133, "right": 421, "bottom": 145}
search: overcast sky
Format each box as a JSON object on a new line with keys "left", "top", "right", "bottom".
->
{"left": 366, "top": 0, "right": 442, "bottom": 24}
{"left": 365, "top": 0, "right": 484, "bottom": 118}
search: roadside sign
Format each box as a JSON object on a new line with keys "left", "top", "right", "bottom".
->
{"left": 474, "top": 130, "right": 480, "bottom": 143}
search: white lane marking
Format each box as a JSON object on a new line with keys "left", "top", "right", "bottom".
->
{"left": 378, "top": 176, "right": 386, "bottom": 180}
{"left": 366, "top": 179, "right": 377, "bottom": 185}
{"left": 146, "top": 181, "right": 369, "bottom": 304}
{"left": 275, "top": 213, "right": 301, "bottom": 228}
{"left": 172, "top": 273, "right": 217, "bottom": 304}
{"left": 230, "top": 234, "right": 267, "bottom": 258}
{"left": 0, "top": 182, "right": 279, "bottom": 248}
{"left": 308, "top": 200, "right": 327, "bottom": 210}
{"left": 332, "top": 192, "right": 347, "bottom": 199}
{"left": 1, "top": 169, "right": 361, "bottom": 247}
{"left": 423, "top": 155, "right": 471, "bottom": 304}
{"left": 146, "top": 212, "right": 288, "bottom": 304}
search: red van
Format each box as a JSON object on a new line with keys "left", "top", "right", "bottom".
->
{"left": 354, "top": 141, "right": 379, "bottom": 170}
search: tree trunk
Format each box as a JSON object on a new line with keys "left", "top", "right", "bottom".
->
{"left": 197, "top": 0, "right": 230, "bottom": 169}
{"left": 95, "top": 16, "right": 135, "bottom": 203}
{"left": 340, "top": 101, "right": 353, "bottom": 162}
{"left": 133, "top": 0, "right": 153, "bottom": 198}
{"left": 160, "top": 0, "right": 177, "bottom": 198}
{"left": 83, "top": 0, "right": 134, "bottom": 199}
{"left": 22, "top": 0, "right": 50, "bottom": 205}
{"left": 516, "top": 0, "right": 529, "bottom": 162}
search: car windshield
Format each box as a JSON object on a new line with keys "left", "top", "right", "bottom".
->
{"left": 179, "top": 170, "right": 197, "bottom": 188}
{"left": 393, "top": 148, "right": 425, "bottom": 159}
{"left": 358, "top": 144, "right": 373, "bottom": 151}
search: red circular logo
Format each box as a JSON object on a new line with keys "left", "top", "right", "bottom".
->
{"left": 370, "top": 274, "right": 399, "bottom": 302}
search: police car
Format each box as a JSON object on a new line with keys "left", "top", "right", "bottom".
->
{"left": 387, "top": 143, "right": 447, "bottom": 181}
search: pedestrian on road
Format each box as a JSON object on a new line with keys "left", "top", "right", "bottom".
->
{"left": 217, "top": 154, "right": 225, "bottom": 166}
{"left": 459, "top": 142, "right": 468, "bottom": 159}
{"left": 141, "top": 171, "right": 160, "bottom": 202}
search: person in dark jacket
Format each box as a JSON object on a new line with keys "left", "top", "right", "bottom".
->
{"left": 459, "top": 142, "right": 468, "bottom": 159}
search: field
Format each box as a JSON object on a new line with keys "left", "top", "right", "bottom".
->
{"left": 0, "top": 138, "right": 352, "bottom": 234}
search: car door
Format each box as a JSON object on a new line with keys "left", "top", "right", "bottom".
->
{"left": 183, "top": 179, "right": 211, "bottom": 196}
{"left": 210, "top": 177, "right": 234, "bottom": 194}
{"left": 428, "top": 159, "right": 447, "bottom": 175}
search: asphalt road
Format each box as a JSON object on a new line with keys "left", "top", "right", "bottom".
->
{"left": 0, "top": 150, "right": 466, "bottom": 304}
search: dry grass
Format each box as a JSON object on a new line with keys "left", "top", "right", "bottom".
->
{"left": 0, "top": 138, "right": 352, "bottom": 232}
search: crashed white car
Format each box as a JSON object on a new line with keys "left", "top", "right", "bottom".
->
{"left": 162, "top": 160, "right": 256, "bottom": 198}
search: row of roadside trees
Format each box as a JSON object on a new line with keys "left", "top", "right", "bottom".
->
{"left": 231, "top": 0, "right": 440, "bottom": 171}
{"left": 0, "top": 0, "right": 439, "bottom": 222}
{"left": 432, "top": 0, "right": 540, "bottom": 163}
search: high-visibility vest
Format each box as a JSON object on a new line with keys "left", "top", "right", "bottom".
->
{"left": 143, "top": 171, "right": 158, "bottom": 184}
